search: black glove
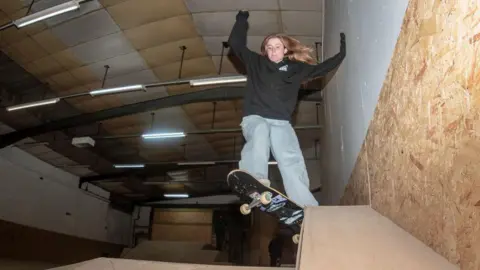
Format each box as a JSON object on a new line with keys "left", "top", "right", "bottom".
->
{"left": 340, "top": 32, "right": 346, "bottom": 56}
{"left": 236, "top": 10, "right": 249, "bottom": 21}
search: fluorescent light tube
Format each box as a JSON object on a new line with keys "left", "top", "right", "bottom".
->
{"left": 189, "top": 75, "right": 247, "bottom": 86}
{"left": 142, "top": 132, "right": 186, "bottom": 139}
{"left": 177, "top": 161, "right": 216, "bottom": 165}
{"left": 89, "top": 85, "right": 145, "bottom": 96}
{"left": 13, "top": 1, "right": 81, "bottom": 28}
{"left": 113, "top": 164, "right": 145, "bottom": 169}
{"left": 6, "top": 98, "right": 60, "bottom": 111}
{"left": 268, "top": 161, "right": 278, "bottom": 165}
{"left": 164, "top": 193, "right": 189, "bottom": 198}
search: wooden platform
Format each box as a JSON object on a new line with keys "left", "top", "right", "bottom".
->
{"left": 296, "top": 206, "right": 459, "bottom": 270}
{"left": 50, "top": 206, "right": 460, "bottom": 270}
{"left": 50, "top": 258, "right": 288, "bottom": 270}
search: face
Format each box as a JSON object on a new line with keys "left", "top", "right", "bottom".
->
{"left": 264, "top": 37, "right": 288, "bottom": 63}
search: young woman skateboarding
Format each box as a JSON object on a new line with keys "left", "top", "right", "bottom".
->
{"left": 228, "top": 10, "right": 346, "bottom": 207}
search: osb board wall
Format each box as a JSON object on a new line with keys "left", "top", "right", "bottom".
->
{"left": 0, "top": 219, "right": 124, "bottom": 265}
{"left": 340, "top": 1, "right": 479, "bottom": 269}
{"left": 151, "top": 208, "right": 213, "bottom": 243}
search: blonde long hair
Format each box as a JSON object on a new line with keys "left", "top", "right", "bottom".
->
{"left": 261, "top": 34, "right": 317, "bottom": 65}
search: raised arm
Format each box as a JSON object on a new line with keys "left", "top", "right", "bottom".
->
{"left": 228, "top": 10, "right": 258, "bottom": 64}
{"left": 301, "top": 33, "right": 346, "bottom": 80}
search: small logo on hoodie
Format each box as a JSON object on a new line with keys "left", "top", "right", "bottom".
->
{"left": 278, "top": 64, "right": 288, "bottom": 72}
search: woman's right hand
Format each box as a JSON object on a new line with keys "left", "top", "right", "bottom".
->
{"left": 237, "top": 10, "right": 249, "bottom": 20}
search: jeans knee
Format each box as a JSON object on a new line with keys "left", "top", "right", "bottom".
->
{"left": 243, "top": 119, "right": 269, "bottom": 141}
{"left": 275, "top": 150, "right": 303, "bottom": 167}
{"left": 252, "top": 122, "right": 269, "bottom": 138}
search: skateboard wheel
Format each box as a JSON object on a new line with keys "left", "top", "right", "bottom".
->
{"left": 240, "top": 204, "right": 251, "bottom": 215}
{"left": 292, "top": 234, "right": 300, "bottom": 244}
{"left": 260, "top": 192, "right": 272, "bottom": 205}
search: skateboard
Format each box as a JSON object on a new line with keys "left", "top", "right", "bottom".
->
{"left": 227, "top": 169, "right": 303, "bottom": 244}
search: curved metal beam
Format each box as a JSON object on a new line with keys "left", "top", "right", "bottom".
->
{"left": 0, "top": 86, "right": 321, "bottom": 148}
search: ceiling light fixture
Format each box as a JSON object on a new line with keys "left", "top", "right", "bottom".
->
{"left": 90, "top": 84, "right": 145, "bottom": 97}
{"left": 177, "top": 161, "right": 216, "bottom": 165}
{"left": 189, "top": 75, "right": 247, "bottom": 87}
{"left": 6, "top": 97, "right": 60, "bottom": 111}
{"left": 113, "top": 164, "right": 145, "bottom": 169}
{"left": 268, "top": 161, "right": 278, "bottom": 165}
{"left": 141, "top": 132, "right": 186, "bottom": 139}
{"left": 13, "top": 0, "right": 81, "bottom": 28}
{"left": 164, "top": 193, "right": 189, "bottom": 198}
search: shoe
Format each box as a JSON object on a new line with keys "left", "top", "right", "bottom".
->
{"left": 258, "top": 178, "right": 271, "bottom": 187}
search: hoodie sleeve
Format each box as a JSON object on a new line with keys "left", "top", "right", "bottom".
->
{"left": 301, "top": 33, "right": 346, "bottom": 80}
{"left": 228, "top": 11, "right": 259, "bottom": 64}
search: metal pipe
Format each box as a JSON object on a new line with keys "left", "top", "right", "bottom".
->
{"left": 178, "top": 46, "right": 186, "bottom": 79}
{"left": 0, "top": 86, "right": 322, "bottom": 148}
{"left": 144, "top": 78, "right": 191, "bottom": 88}
{"left": 92, "top": 125, "right": 323, "bottom": 140}
{"left": 315, "top": 42, "right": 321, "bottom": 62}
{"left": 0, "top": 22, "right": 14, "bottom": 31}
{"left": 101, "top": 65, "right": 110, "bottom": 88}
{"left": 211, "top": 102, "right": 216, "bottom": 128}
{"left": 218, "top": 41, "right": 229, "bottom": 75}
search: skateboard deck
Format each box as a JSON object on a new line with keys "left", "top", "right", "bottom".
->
{"left": 227, "top": 169, "right": 304, "bottom": 243}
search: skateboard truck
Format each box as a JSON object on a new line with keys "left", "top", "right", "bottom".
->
{"left": 240, "top": 191, "right": 272, "bottom": 215}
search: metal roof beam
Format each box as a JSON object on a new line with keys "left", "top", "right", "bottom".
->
{"left": 0, "top": 87, "right": 321, "bottom": 149}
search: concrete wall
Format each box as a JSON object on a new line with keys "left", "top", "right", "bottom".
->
{"left": 320, "top": 0, "right": 409, "bottom": 204}
{"left": 0, "top": 145, "right": 132, "bottom": 245}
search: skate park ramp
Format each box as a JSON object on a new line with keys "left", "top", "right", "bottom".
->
{"left": 0, "top": 258, "right": 58, "bottom": 270}
{"left": 51, "top": 206, "right": 459, "bottom": 270}
{"left": 51, "top": 258, "right": 285, "bottom": 270}
{"left": 119, "top": 240, "right": 227, "bottom": 265}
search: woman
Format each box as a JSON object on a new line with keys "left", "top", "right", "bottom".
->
{"left": 228, "top": 10, "right": 346, "bottom": 207}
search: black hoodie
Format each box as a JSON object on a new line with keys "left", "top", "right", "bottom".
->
{"left": 228, "top": 11, "right": 346, "bottom": 122}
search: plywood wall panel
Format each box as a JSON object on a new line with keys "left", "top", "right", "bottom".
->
{"left": 151, "top": 209, "right": 213, "bottom": 244}
{"left": 153, "top": 209, "right": 212, "bottom": 224}
{"left": 340, "top": 1, "right": 480, "bottom": 269}
{"left": 151, "top": 224, "right": 212, "bottom": 243}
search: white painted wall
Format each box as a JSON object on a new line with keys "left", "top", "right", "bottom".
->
{"left": 320, "top": 0, "right": 410, "bottom": 204}
{"left": 0, "top": 145, "right": 132, "bottom": 246}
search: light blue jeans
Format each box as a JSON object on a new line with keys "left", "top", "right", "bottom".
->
{"left": 239, "top": 114, "right": 319, "bottom": 207}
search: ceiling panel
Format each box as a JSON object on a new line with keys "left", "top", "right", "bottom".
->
{"left": 153, "top": 56, "right": 217, "bottom": 82}
{"left": 211, "top": 56, "right": 240, "bottom": 75}
{"left": 87, "top": 51, "right": 149, "bottom": 79}
{"left": 31, "top": 29, "right": 67, "bottom": 54}
{"left": 203, "top": 35, "right": 266, "bottom": 55}
{"left": 184, "top": 0, "right": 279, "bottom": 12}
{"left": 51, "top": 9, "right": 120, "bottom": 47}
{"left": 69, "top": 32, "right": 135, "bottom": 65}
{"left": 11, "top": 37, "right": 48, "bottom": 62}
{"left": 282, "top": 11, "right": 323, "bottom": 36}
{"left": 279, "top": 0, "right": 323, "bottom": 11}
{"left": 27, "top": 55, "right": 64, "bottom": 78}
{"left": 51, "top": 49, "right": 84, "bottom": 70}
{"left": 124, "top": 15, "right": 198, "bottom": 51}
{"left": 106, "top": 0, "right": 189, "bottom": 30}
{"left": 69, "top": 65, "right": 99, "bottom": 85}
{"left": 140, "top": 37, "right": 208, "bottom": 68}
{"left": 192, "top": 11, "right": 281, "bottom": 36}
{"left": 48, "top": 71, "right": 80, "bottom": 91}
{"left": 0, "top": 1, "right": 26, "bottom": 15}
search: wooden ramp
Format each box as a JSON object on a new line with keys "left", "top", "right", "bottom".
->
{"left": 120, "top": 241, "right": 221, "bottom": 264}
{"left": 49, "top": 258, "right": 288, "bottom": 270}
{"left": 296, "top": 206, "right": 459, "bottom": 270}
{"left": 49, "top": 206, "right": 460, "bottom": 270}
